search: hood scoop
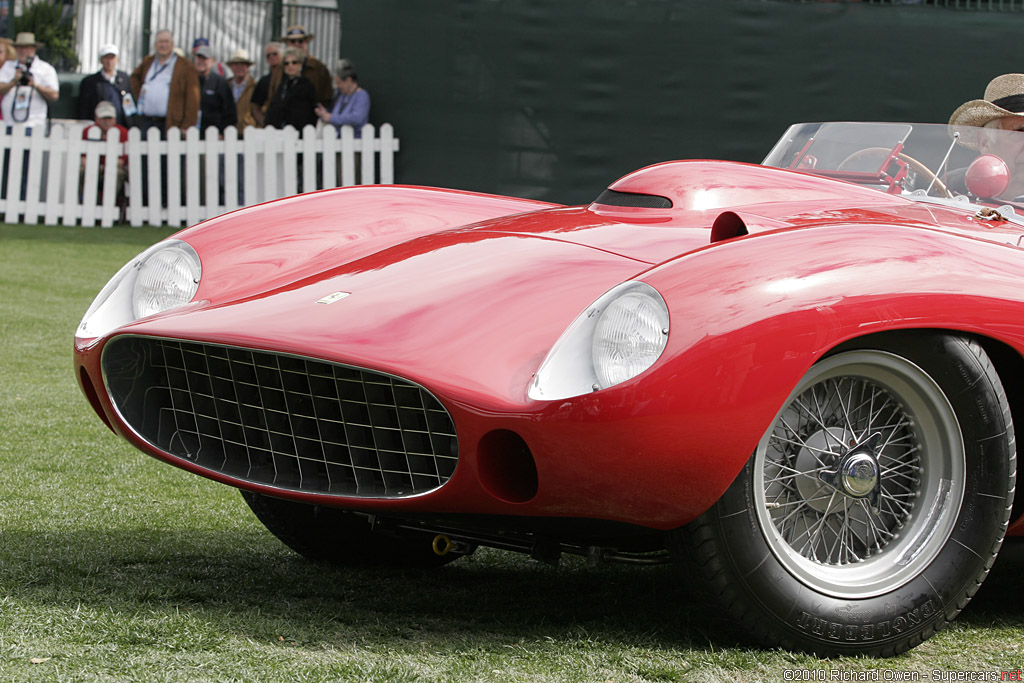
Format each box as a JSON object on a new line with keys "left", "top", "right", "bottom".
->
{"left": 593, "top": 188, "right": 673, "bottom": 209}
{"left": 607, "top": 159, "right": 906, "bottom": 212}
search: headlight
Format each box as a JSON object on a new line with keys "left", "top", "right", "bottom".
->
{"left": 132, "top": 244, "right": 202, "bottom": 318}
{"left": 76, "top": 239, "right": 201, "bottom": 342}
{"left": 529, "top": 281, "right": 669, "bottom": 400}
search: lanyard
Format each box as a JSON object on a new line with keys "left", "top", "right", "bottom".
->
{"left": 147, "top": 58, "right": 172, "bottom": 83}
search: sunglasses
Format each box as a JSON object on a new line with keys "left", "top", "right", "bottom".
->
{"left": 286, "top": 38, "right": 305, "bottom": 44}
{"left": 283, "top": 60, "right": 300, "bottom": 65}
{"left": 265, "top": 52, "right": 278, "bottom": 57}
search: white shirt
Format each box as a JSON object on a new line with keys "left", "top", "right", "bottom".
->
{"left": 138, "top": 53, "right": 176, "bottom": 117}
{"left": 0, "top": 56, "right": 58, "bottom": 128}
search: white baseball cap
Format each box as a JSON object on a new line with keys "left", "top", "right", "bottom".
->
{"left": 99, "top": 43, "right": 119, "bottom": 58}
{"left": 94, "top": 101, "right": 117, "bottom": 119}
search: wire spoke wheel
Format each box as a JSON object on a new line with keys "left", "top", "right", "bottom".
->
{"left": 675, "top": 334, "right": 1015, "bottom": 656}
{"left": 754, "top": 350, "right": 964, "bottom": 598}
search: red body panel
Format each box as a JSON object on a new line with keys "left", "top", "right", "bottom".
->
{"left": 175, "top": 185, "right": 563, "bottom": 305}
{"left": 75, "top": 161, "right": 1024, "bottom": 531}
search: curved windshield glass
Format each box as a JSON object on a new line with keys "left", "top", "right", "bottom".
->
{"left": 762, "top": 122, "right": 1024, "bottom": 206}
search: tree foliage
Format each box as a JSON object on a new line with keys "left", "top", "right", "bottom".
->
{"left": 13, "top": 0, "right": 77, "bottom": 71}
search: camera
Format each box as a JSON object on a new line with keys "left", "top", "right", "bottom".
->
{"left": 17, "top": 56, "right": 33, "bottom": 86}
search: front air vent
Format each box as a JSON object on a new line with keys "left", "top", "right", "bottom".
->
{"left": 102, "top": 337, "right": 459, "bottom": 498}
{"left": 593, "top": 188, "right": 673, "bottom": 209}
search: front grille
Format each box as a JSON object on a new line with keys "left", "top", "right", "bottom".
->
{"left": 102, "top": 337, "right": 459, "bottom": 497}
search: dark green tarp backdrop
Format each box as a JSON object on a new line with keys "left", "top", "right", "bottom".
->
{"left": 338, "top": 1, "right": 1017, "bottom": 204}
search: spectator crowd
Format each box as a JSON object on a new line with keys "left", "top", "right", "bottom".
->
{"left": 0, "top": 26, "right": 370, "bottom": 140}
{"left": 0, "top": 27, "right": 370, "bottom": 212}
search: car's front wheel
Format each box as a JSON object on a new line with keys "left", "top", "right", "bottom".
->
{"left": 674, "top": 333, "right": 1015, "bottom": 656}
{"left": 242, "top": 491, "right": 459, "bottom": 568}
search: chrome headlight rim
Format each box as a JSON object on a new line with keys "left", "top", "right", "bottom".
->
{"left": 529, "top": 281, "right": 670, "bottom": 401}
{"left": 76, "top": 239, "right": 202, "bottom": 343}
{"left": 131, "top": 241, "right": 202, "bottom": 319}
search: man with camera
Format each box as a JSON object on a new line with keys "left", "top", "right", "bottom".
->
{"left": 0, "top": 32, "right": 58, "bottom": 129}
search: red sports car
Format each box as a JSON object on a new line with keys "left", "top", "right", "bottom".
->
{"left": 75, "top": 122, "right": 1024, "bottom": 656}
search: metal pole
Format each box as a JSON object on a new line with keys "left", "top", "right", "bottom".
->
{"left": 272, "top": 0, "right": 283, "bottom": 42}
{"left": 142, "top": 0, "right": 152, "bottom": 53}
{"left": 336, "top": 0, "right": 343, "bottom": 54}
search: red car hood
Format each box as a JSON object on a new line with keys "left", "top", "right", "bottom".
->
{"left": 176, "top": 163, "right": 1016, "bottom": 310}
{"left": 121, "top": 229, "right": 648, "bottom": 407}
{"left": 118, "top": 160, "right": 1016, "bottom": 407}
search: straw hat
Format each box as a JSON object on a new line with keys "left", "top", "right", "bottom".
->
{"left": 949, "top": 74, "right": 1024, "bottom": 128}
{"left": 281, "top": 25, "right": 314, "bottom": 42}
{"left": 13, "top": 32, "right": 41, "bottom": 48}
{"left": 226, "top": 49, "right": 253, "bottom": 65}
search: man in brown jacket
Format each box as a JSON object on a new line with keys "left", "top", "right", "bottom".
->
{"left": 130, "top": 29, "right": 200, "bottom": 137}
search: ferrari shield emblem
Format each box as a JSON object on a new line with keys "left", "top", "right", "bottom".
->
{"left": 315, "top": 291, "right": 351, "bottom": 304}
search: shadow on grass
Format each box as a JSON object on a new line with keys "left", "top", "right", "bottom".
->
{"left": 0, "top": 525, "right": 738, "bottom": 652}
{"left": 5, "top": 525, "right": 1022, "bottom": 653}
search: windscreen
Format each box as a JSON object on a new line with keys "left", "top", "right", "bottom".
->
{"left": 761, "top": 121, "right": 1024, "bottom": 204}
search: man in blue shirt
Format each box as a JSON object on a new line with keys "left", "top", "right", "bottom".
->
{"left": 130, "top": 30, "right": 200, "bottom": 137}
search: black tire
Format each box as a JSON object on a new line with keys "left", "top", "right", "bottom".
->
{"left": 673, "top": 333, "right": 1015, "bottom": 656}
{"left": 242, "top": 491, "right": 458, "bottom": 568}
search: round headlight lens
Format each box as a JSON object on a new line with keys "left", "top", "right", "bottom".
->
{"left": 77, "top": 239, "right": 202, "bottom": 343}
{"left": 132, "top": 242, "right": 202, "bottom": 319}
{"left": 592, "top": 288, "right": 669, "bottom": 388}
{"left": 529, "top": 281, "right": 670, "bottom": 400}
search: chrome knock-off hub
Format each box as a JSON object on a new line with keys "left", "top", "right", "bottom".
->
{"left": 818, "top": 432, "right": 882, "bottom": 511}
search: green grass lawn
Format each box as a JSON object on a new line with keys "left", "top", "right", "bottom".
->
{"left": 2, "top": 223, "right": 1023, "bottom": 682}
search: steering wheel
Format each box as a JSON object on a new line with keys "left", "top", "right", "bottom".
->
{"left": 839, "top": 147, "right": 952, "bottom": 198}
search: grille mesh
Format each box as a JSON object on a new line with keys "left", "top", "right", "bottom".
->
{"left": 103, "top": 337, "right": 459, "bottom": 497}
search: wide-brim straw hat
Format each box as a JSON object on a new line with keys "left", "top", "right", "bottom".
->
{"left": 13, "top": 32, "right": 41, "bottom": 48}
{"left": 949, "top": 74, "right": 1024, "bottom": 128}
{"left": 226, "top": 49, "right": 253, "bottom": 65}
{"left": 281, "top": 25, "right": 314, "bottom": 41}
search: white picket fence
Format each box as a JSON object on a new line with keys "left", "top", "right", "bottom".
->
{"left": 0, "top": 122, "right": 399, "bottom": 228}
